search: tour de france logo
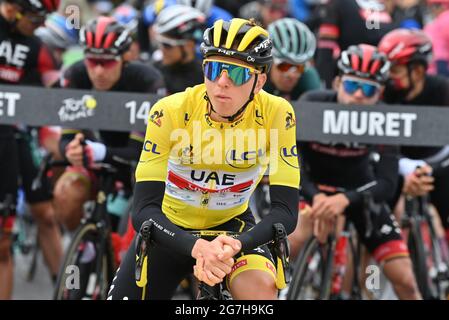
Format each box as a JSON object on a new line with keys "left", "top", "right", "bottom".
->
{"left": 150, "top": 109, "right": 164, "bottom": 127}
{"left": 285, "top": 111, "right": 296, "bottom": 130}
{"left": 58, "top": 95, "right": 97, "bottom": 122}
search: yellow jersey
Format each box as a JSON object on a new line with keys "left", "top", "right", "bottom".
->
{"left": 136, "top": 84, "right": 300, "bottom": 229}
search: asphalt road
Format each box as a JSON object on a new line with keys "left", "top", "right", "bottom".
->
{"left": 12, "top": 243, "right": 57, "bottom": 300}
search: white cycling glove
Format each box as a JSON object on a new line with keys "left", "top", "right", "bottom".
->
{"left": 85, "top": 140, "right": 107, "bottom": 162}
{"left": 399, "top": 158, "right": 427, "bottom": 176}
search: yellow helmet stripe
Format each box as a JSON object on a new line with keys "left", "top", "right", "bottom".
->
{"left": 224, "top": 18, "right": 248, "bottom": 49}
{"left": 237, "top": 26, "right": 269, "bottom": 52}
{"left": 213, "top": 19, "right": 224, "bottom": 48}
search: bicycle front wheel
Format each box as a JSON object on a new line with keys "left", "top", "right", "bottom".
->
{"left": 408, "top": 220, "right": 432, "bottom": 299}
{"left": 54, "top": 223, "right": 115, "bottom": 300}
{"left": 287, "top": 236, "right": 334, "bottom": 300}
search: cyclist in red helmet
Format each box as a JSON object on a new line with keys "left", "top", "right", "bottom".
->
{"left": 379, "top": 28, "right": 433, "bottom": 102}
{"left": 379, "top": 28, "right": 449, "bottom": 253}
{"left": 289, "top": 44, "right": 421, "bottom": 299}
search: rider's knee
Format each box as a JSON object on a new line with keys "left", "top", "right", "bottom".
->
{"left": 54, "top": 173, "right": 90, "bottom": 202}
{"left": 53, "top": 173, "right": 90, "bottom": 230}
{"left": 230, "top": 270, "right": 277, "bottom": 299}
{"left": 30, "top": 201, "right": 56, "bottom": 227}
{"left": 389, "top": 260, "right": 419, "bottom": 296}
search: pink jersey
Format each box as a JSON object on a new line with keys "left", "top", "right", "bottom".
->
{"left": 425, "top": 10, "right": 449, "bottom": 75}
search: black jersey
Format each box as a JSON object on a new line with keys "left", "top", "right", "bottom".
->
{"left": 0, "top": 14, "right": 56, "bottom": 136}
{"left": 299, "top": 90, "right": 399, "bottom": 205}
{"left": 62, "top": 60, "right": 165, "bottom": 93}
{"left": 0, "top": 15, "right": 56, "bottom": 86}
{"left": 154, "top": 60, "right": 204, "bottom": 95}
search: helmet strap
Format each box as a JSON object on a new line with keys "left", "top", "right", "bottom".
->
{"left": 205, "top": 74, "right": 258, "bottom": 123}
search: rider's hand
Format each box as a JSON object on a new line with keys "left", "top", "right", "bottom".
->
{"left": 191, "top": 238, "right": 235, "bottom": 285}
{"left": 213, "top": 235, "right": 241, "bottom": 260}
{"left": 313, "top": 216, "right": 335, "bottom": 244}
{"left": 310, "top": 193, "right": 327, "bottom": 219}
{"left": 403, "top": 165, "right": 434, "bottom": 196}
{"left": 65, "top": 133, "right": 89, "bottom": 167}
{"left": 193, "top": 255, "right": 215, "bottom": 286}
{"left": 310, "top": 193, "right": 349, "bottom": 220}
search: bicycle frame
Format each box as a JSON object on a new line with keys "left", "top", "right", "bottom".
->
{"left": 402, "top": 195, "right": 449, "bottom": 299}
{"left": 288, "top": 188, "right": 379, "bottom": 300}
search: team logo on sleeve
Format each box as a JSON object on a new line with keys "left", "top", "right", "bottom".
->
{"left": 149, "top": 109, "right": 164, "bottom": 127}
{"left": 280, "top": 145, "right": 299, "bottom": 169}
{"left": 285, "top": 112, "right": 296, "bottom": 130}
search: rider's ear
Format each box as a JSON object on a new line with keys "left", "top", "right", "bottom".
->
{"left": 253, "top": 73, "right": 267, "bottom": 94}
{"left": 333, "top": 76, "right": 342, "bottom": 91}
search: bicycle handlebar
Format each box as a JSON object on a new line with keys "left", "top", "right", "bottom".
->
{"left": 134, "top": 220, "right": 291, "bottom": 295}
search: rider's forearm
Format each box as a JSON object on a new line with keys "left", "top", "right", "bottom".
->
{"left": 423, "top": 145, "right": 449, "bottom": 173}
{"left": 104, "top": 138, "right": 142, "bottom": 164}
{"left": 345, "top": 146, "right": 399, "bottom": 205}
{"left": 132, "top": 181, "right": 198, "bottom": 257}
{"left": 298, "top": 148, "right": 320, "bottom": 201}
{"left": 237, "top": 185, "right": 299, "bottom": 251}
{"left": 300, "top": 168, "right": 320, "bottom": 201}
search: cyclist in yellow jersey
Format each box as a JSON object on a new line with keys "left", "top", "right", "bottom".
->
{"left": 107, "top": 18, "right": 300, "bottom": 300}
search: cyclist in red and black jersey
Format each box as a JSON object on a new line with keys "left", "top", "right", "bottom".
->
{"left": 53, "top": 16, "right": 164, "bottom": 266}
{"left": 379, "top": 28, "right": 449, "bottom": 247}
{"left": 289, "top": 44, "right": 421, "bottom": 299}
{"left": 0, "top": 0, "right": 60, "bottom": 299}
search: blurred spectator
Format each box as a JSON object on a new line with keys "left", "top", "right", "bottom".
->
{"left": 425, "top": 0, "right": 449, "bottom": 76}
{"left": 260, "top": 0, "right": 290, "bottom": 27}
{"left": 315, "top": 0, "right": 396, "bottom": 88}
{"left": 112, "top": 3, "right": 142, "bottom": 61}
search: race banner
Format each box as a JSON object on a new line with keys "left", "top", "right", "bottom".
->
{"left": 0, "top": 85, "right": 448, "bottom": 146}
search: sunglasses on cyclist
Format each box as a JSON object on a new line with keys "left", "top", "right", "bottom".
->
{"left": 85, "top": 56, "right": 121, "bottom": 69}
{"left": 275, "top": 61, "right": 306, "bottom": 73}
{"left": 342, "top": 78, "right": 381, "bottom": 98}
{"left": 203, "top": 59, "right": 261, "bottom": 86}
{"left": 155, "top": 35, "right": 188, "bottom": 49}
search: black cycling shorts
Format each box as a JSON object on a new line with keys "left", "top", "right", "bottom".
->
{"left": 0, "top": 136, "right": 19, "bottom": 231}
{"left": 345, "top": 201, "right": 408, "bottom": 263}
{"left": 107, "top": 210, "right": 276, "bottom": 300}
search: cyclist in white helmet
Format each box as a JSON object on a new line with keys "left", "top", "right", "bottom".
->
{"left": 153, "top": 4, "right": 206, "bottom": 94}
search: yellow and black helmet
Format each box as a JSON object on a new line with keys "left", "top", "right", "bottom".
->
{"left": 200, "top": 18, "right": 273, "bottom": 73}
